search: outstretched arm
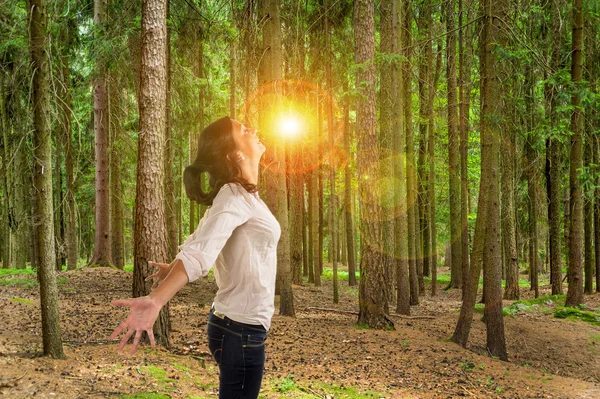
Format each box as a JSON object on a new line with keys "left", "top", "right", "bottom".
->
{"left": 110, "top": 259, "right": 188, "bottom": 353}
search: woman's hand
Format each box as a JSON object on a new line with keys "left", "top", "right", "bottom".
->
{"left": 109, "top": 296, "right": 162, "bottom": 353}
{"left": 145, "top": 261, "right": 172, "bottom": 290}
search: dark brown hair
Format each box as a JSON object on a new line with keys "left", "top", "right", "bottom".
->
{"left": 183, "top": 116, "right": 258, "bottom": 206}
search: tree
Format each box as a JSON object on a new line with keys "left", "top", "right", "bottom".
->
{"left": 90, "top": 0, "right": 112, "bottom": 267}
{"left": 566, "top": 0, "right": 584, "bottom": 307}
{"left": 394, "top": 0, "right": 410, "bottom": 313}
{"left": 355, "top": 0, "right": 394, "bottom": 329}
{"left": 258, "top": 0, "right": 294, "bottom": 317}
{"left": 452, "top": 0, "right": 509, "bottom": 361}
{"left": 403, "top": 0, "right": 419, "bottom": 305}
{"left": 27, "top": 0, "right": 65, "bottom": 359}
{"left": 133, "top": 0, "right": 170, "bottom": 347}
{"left": 447, "top": 0, "right": 462, "bottom": 291}
{"left": 380, "top": 0, "right": 396, "bottom": 303}
{"left": 325, "top": 0, "right": 339, "bottom": 303}
{"left": 544, "top": 0, "right": 564, "bottom": 296}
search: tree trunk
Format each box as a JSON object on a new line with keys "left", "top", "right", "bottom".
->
{"left": 58, "top": 12, "right": 78, "bottom": 271}
{"left": 109, "top": 74, "right": 125, "bottom": 270}
{"left": 447, "top": 0, "right": 462, "bottom": 291}
{"left": 458, "top": 0, "right": 471, "bottom": 293}
{"left": 343, "top": 80, "right": 357, "bottom": 287}
{"left": 259, "top": 0, "right": 294, "bottom": 316}
{"left": 394, "top": 0, "right": 410, "bottom": 313}
{"left": 27, "top": 0, "right": 65, "bottom": 359}
{"left": 453, "top": 0, "right": 509, "bottom": 362}
{"left": 164, "top": 4, "right": 177, "bottom": 260}
{"left": 544, "top": 0, "right": 563, "bottom": 295}
{"left": 502, "top": 122, "right": 519, "bottom": 300}
{"left": 325, "top": 0, "right": 338, "bottom": 303}
{"left": 566, "top": 0, "right": 584, "bottom": 307}
{"left": 380, "top": 0, "right": 396, "bottom": 303}
{"left": 1, "top": 73, "right": 11, "bottom": 268}
{"left": 355, "top": 0, "right": 394, "bottom": 329}
{"left": 403, "top": 0, "right": 419, "bottom": 306}
{"left": 91, "top": 0, "right": 112, "bottom": 267}
{"left": 133, "top": 0, "right": 170, "bottom": 348}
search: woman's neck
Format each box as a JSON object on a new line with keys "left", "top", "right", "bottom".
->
{"left": 240, "top": 160, "right": 259, "bottom": 185}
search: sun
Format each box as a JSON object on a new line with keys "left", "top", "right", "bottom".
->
{"left": 278, "top": 115, "right": 302, "bottom": 137}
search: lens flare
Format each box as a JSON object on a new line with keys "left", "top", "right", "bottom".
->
{"left": 279, "top": 115, "right": 301, "bottom": 137}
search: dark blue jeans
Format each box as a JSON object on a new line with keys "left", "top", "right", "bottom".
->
{"left": 207, "top": 308, "right": 267, "bottom": 399}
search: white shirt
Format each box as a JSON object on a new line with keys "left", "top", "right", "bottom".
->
{"left": 175, "top": 183, "right": 281, "bottom": 330}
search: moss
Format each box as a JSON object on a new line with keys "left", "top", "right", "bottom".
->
{"left": 11, "top": 297, "right": 34, "bottom": 305}
{"left": 554, "top": 307, "right": 600, "bottom": 326}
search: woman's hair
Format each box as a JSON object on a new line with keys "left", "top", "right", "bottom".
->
{"left": 183, "top": 116, "right": 258, "bottom": 206}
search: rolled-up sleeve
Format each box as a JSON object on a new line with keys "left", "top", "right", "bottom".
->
{"left": 176, "top": 184, "right": 252, "bottom": 282}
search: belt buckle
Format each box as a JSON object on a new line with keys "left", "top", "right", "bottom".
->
{"left": 213, "top": 309, "right": 226, "bottom": 319}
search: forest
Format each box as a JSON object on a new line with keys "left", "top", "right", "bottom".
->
{"left": 1, "top": 0, "right": 599, "bottom": 397}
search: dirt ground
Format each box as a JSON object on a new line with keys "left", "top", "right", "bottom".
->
{"left": 1, "top": 266, "right": 600, "bottom": 398}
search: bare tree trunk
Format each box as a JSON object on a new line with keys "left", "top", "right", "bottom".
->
{"left": 164, "top": 3, "right": 177, "bottom": 260}
{"left": 453, "top": 0, "right": 509, "bottom": 361}
{"left": 91, "top": 0, "right": 112, "bottom": 267}
{"left": 447, "top": 0, "right": 462, "bottom": 291}
{"left": 403, "top": 0, "right": 419, "bottom": 305}
{"left": 325, "top": 0, "right": 338, "bottom": 303}
{"left": 566, "top": 0, "right": 584, "bottom": 307}
{"left": 27, "top": 0, "right": 65, "bottom": 359}
{"left": 355, "top": 0, "right": 394, "bottom": 329}
{"left": 133, "top": 0, "right": 170, "bottom": 348}
{"left": 343, "top": 80, "right": 357, "bottom": 287}
{"left": 58, "top": 12, "right": 77, "bottom": 271}
{"left": 109, "top": 74, "right": 125, "bottom": 270}
{"left": 502, "top": 123, "right": 519, "bottom": 300}
{"left": 544, "top": 0, "right": 563, "bottom": 295}
{"left": 380, "top": 0, "right": 396, "bottom": 303}
{"left": 259, "top": 0, "right": 294, "bottom": 316}
{"left": 0, "top": 74, "right": 10, "bottom": 268}
{"left": 458, "top": 0, "right": 471, "bottom": 292}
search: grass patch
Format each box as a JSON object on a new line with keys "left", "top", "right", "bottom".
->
{"left": 513, "top": 294, "right": 565, "bottom": 307}
{"left": 321, "top": 268, "right": 359, "bottom": 282}
{"left": 11, "top": 297, "right": 34, "bottom": 305}
{"left": 554, "top": 307, "right": 600, "bottom": 326}
{"left": 0, "top": 267, "right": 36, "bottom": 276}
{"left": 139, "top": 365, "right": 175, "bottom": 386}
{"left": 120, "top": 394, "right": 171, "bottom": 399}
{"left": 0, "top": 278, "right": 36, "bottom": 288}
{"left": 311, "top": 381, "right": 386, "bottom": 398}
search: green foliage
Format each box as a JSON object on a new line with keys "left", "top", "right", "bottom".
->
{"left": 274, "top": 375, "right": 297, "bottom": 393}
{"left": 554, "top": 307, "right": 600, "bottom": 326}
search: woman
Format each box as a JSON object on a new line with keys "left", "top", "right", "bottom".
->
{"left": 109, "top": 116, "right": 281, "bottom": 399}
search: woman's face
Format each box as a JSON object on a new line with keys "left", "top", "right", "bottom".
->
{"left": 231, "top": 119, "right": 266, "bottom": 161}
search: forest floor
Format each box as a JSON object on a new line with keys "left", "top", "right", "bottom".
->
{"left": 1, "top": 265, "right": 600, "bottom": 399}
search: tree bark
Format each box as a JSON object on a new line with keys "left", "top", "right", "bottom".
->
{"left": 325, "top": 0, "right": 338, "bottom": 303}
{"left": 403, "top": 0, "right": 419, "bottom": 306}
{"left": 27, "top": 0, "right": 65, "bottom": 359}
{"left": 259, "top": 0, "right": 294, "bottom": 316}
{"left": 355, "top": 0, "right": 394, "bottom": 329}
{"left": 544, "top": 0, "right": 563, "bottom": 295}
{"left": 394, "top": 0, "right": 410, "bottom": 313}
{"left": 133, "top": 0, "right": 170, "bottom": 348}
{"left": 447, "top": 0, "right": 462, "bottom": 291}
{"left": 90, "top": 0, "right": 112, "bottom": 267}
{"left": 566, "top": 0, "right": 584, "bottom": 307}
{"left": 380, "top": 0, "right": 396, "bottom": 303}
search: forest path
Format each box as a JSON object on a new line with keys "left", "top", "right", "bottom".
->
{"left": 1, "top": 266, "right": 599, "bottom": 398}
